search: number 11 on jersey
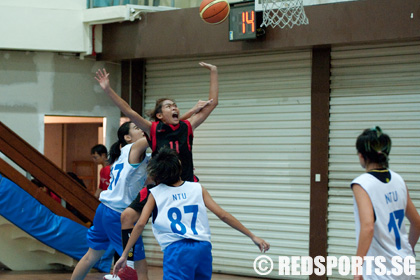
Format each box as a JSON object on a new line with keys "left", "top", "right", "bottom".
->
{"left": 169, "top": 141, "right": 180, "bottom": 153}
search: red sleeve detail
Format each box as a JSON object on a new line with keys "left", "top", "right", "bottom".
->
{"left": 139, "top": 187, "right": 149, "bottom": 202}
{"left": 183, "top": 120, "right": 193, "bottom": 151}
{"left": 149, "top": 121, "right": 158, "bottom": 152}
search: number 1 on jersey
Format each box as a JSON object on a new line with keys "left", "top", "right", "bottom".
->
{"left": 108, "top": 163, "right": 124, "bottom": 190}
{"left": 169, "top": 141, "right": 180, "bottom": 153}
{"left": 388, "top": 209, "right": 404, "bottom": 250}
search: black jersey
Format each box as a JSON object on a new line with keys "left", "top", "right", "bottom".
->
{"left": 146, "top": 120, "right": 197, "bottom": 182}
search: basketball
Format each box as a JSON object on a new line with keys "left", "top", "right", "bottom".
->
{"left": 117, "top": 266, "right": 137, "bottom": 280}
{"left": 199, "top": 0, "right": 230, "bottom": 25}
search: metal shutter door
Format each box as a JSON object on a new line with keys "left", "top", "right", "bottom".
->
{"left": 142, "top": 50, "right": 312, "bottom": 279}
{"left": 328, "top": 41, "right": 420, "bottom": 279}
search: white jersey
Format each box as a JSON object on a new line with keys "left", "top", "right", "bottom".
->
{"left": 100, "top": 143, "right": 150, "bottom": 213}
{"left": 351, "top": 170, "right": 414, "bottom": 279}
{"left": 150, "top": 181, "right": 211, "bottom": 251}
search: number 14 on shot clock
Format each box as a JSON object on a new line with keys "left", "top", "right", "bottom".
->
{"left": 229, "top": 2, "right": 264, "bottom": 41}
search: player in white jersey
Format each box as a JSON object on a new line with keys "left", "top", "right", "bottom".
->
{"left": 112, "top": 147, "right": 270, "bottom": 280}
{"left": 351, "top": 126, "right": 420, "bottom": 280}
{"left": 100, "top": 140, "right": 148, "bottom": 213}
{"left": 71, "top": 121, "right": 150, "bottom": 280}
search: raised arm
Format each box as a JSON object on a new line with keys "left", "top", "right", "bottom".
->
{"left": 128, "top": 137, "right": 149, "bottom": 165}
{"left": 188, "top": 62, "right": 219, "bottom": 130}
{"left": 113, "top": 194, "right": 156, "bottom": 275}
{"left": 180, "top": 99, "right": 213, "bottom": 120}
{"left": 202, "top": 187, "right": 270, "bottom": 253}
{"left": 95, "top": 69, "right": 152, "bottom": 135}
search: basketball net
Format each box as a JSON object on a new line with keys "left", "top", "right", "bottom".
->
{"left": 260, "top": 0, "right": 309, "bottom": 29}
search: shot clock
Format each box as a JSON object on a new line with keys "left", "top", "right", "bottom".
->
{"left": 229, "top": 2, "right": 264, "bottom": 41}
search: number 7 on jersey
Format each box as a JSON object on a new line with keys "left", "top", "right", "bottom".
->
{"left": 168, "top": 205, "right": 199, "bottom": 235}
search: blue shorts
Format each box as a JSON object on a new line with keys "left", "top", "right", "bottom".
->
{"left": 87, "top": 203, "right": 145, "bottom": 261}
{"left": 163, "top": 239, "right": 212, "bottom": 280}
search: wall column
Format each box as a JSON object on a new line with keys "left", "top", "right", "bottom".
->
{"left": 309, "top": 46, "right": 331, "bottom": 280}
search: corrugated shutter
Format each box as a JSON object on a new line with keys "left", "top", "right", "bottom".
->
{"left": 141, "top": 50, "right": 312, "bottom": 279}
{"left": 328, "top": 41, "right": 420, "bottom": 279}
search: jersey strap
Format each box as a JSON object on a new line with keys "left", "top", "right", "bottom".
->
{"left": 148, "top": 121, "right": 158, "bottom": 152}
{"left": 183, "top": 120, "right": 193, "bottom": 151}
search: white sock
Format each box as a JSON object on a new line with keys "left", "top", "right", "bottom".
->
{"left": 127, "top": 260, "right": 135, "bottom": 269}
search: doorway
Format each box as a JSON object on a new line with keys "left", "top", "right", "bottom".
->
{"left": 44, "top": 116, "right": 106, "bottom": 195}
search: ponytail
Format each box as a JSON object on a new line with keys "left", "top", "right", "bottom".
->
{"left": 356, "top": 126, "right": 392, "bottom": 168}
{"left": 108, "top": 141, "right": 121, "bottom": 165}
{"left": 108, "top": 121, "right": 132, "bottom": 165}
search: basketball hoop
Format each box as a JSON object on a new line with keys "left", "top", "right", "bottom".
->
{"left": 260, "top": 0, "right": 309, "bottom": 29}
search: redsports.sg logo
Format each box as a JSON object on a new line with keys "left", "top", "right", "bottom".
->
{"left": 253, "top": 255, "right": 416, "bottom": 277}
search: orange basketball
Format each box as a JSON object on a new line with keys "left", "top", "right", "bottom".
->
{"left": 199, "top": 0, "right": 230, "bottom": 25}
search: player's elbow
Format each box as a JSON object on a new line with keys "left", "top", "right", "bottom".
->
{"left": 207, "top": 98, "right": 218, "bottom": 110}
{"left": 361, "top": 223, "right": 374, "bottom": 238}
{"left": 138, "top": 222, "right": 147, "bottom": 228}
{"left": 217, "top": 211, "right": 230, "bottom": 223}
{"left": 212, "top": 98, "right": 219, "bottom": 107}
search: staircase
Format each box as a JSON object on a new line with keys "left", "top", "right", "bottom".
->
{"left": 0, "top": 216, "right": 78, "bottom": 270}
{"left": 0, "top": 121, "right": 106, "bottom": 271}
{"left": 0, "top": 121, "right": 99, "bottom": 225}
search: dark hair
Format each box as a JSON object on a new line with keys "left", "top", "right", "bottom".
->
{"left": 147, "top": 147, "right": 182, "bottom": 185}
{"left": 67, "top": 172, "right": 86, "bottom": 188}
{"left": 146, "top": 98, "right": 175, "bottom": 122}
{"left": 91, "top": 144, "right": 107, "bottom": 156}
{"left": 356, "top": 126, "right": 392, "bottom": 168}
{"left": 108, "top": 122, "right": 132, "bottom": 165}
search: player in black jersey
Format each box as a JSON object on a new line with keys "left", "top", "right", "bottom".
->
{"left": 95, "top": 62, "right": 218, "bottom": 279}
{"left": 146, "top": 100, "right": 197, "bottom": 182}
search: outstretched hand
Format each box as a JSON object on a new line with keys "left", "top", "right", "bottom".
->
{"left": 199, "top": 62, "right": 217, "bottom": 71}
{"left": 112, "top": 256, "right": 127, "bottom": 277}
{"left": 252, "top": 236, "right": 270, "bottom": 253}
{"left": 192, "top": 99, "right": 213, "bottom": 114}
{"left": 94, "top": 68, "right": 111, "bottom": 91}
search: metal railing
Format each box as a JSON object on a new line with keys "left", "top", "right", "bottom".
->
{"left": 87, "top": 0, "right": 175, "bottom": 9}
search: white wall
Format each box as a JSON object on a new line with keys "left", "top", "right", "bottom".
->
{"left": 0, "top": 0, "right": 87, "bottom": 53}
{"left": 0, "top": 50, "right": 122, "bottom": 155}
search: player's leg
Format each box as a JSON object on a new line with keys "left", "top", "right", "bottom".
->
{"left": 135, "top": 258, "right": 149, "bottom": 280}
{"left": 121, "top": 206, "right": 141, "bottom": 229}
{"left": 72, "top": 204, "right": 111, "bottom": 280}
{"left": 121, "top": 188, "right": 150, "bottom": 266}
{"left": 115, "top": 239, "right": 148, "bottom": 280}
{"left": 115, "top": 229, "right": 148, "bottom": 280}
{"left": 121, "top": 198, "right": 142, "bottom": 268}
{"left": 71, "top": 248, "right": 105, "bottom": 280}
{"left": 99, "top": 204, "right": 127, "bottom": 280}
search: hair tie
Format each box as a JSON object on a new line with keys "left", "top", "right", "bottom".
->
{"left": 371, "top": 126, "right": 383, "bottom": 138}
